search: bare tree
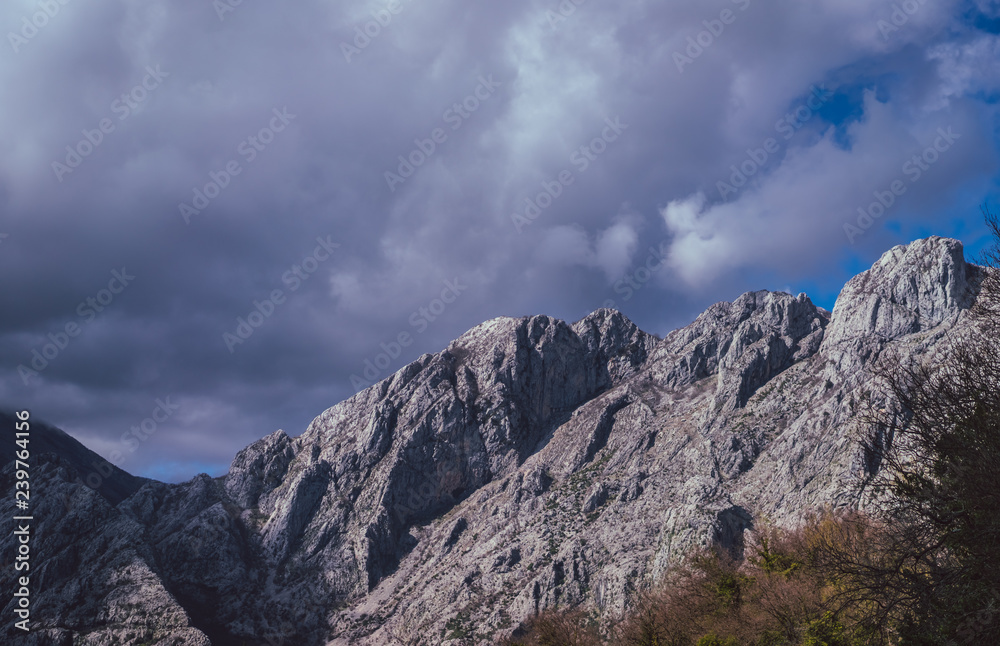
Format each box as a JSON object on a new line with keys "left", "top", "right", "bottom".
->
{"left": 819, "top": 206, "right": 1000, "bottom": 644}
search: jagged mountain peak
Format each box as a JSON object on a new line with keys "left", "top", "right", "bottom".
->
{"left": 824, "top": 236, "right": 980, "bottom": 349}
{"left": 3, "top": 236, "right": 989, "bottom": 646}
{"left": 572, "top": 306, "right": 644, "bottom": 333}
{"left": 647, "top": 289, "right": 829, "bottom": 410}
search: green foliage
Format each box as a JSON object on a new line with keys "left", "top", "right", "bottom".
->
{"left": 501, "top": 608, "right": 601, "bottom": 646}
{"left": 712, "top": 571, "right": 748, "bottom": 608}
{"left": 512, "top": 516, "right": 879, "bottom": 646}
{"left": 802, "top": 612, "right": 849, "bottom": 646}
{"left": 754, "top": 629, "right": 789, "bottom": 646}
{"left": 444, "top": 612, "right": 474, "bottom": 641}
{"left": 751, "top": 535, "right": 802, "bottom": 578}
{"left": 504, "top": 210, "right": 1000, "bottom": 646}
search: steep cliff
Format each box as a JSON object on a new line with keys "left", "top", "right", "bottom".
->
{"left": 1, "top": 236, "right": 986, "bottom": 645}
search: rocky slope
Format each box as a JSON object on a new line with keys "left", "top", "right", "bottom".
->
{"left": 0, "top": 236, "right": 987, "bottom": 645}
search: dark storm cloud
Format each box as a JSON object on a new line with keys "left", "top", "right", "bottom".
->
{"left": 1, "top": 0, "right": 998, "bottom": 481}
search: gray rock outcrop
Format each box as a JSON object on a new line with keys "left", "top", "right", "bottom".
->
{"left": 1, "top": 236, "right": 988, "bottom": 645}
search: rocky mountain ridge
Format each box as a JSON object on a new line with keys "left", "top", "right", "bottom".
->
{"left": 1, "top": 236, "right": 986, "bottom": 645}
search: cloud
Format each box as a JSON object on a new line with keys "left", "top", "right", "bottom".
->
{"left": 0, "top": 0, "right": 997, "bottom": 481}
{"left": 535, "top": 213, "right": 641, "bottom": 282}
{"left": 662, "top": 76, "right": 997, "bottom": 288}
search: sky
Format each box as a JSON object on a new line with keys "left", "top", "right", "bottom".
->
{"left": 1, "top": 0, "right": 998, "bottom": 483}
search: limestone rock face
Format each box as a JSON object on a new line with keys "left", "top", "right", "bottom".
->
{"left": 649, "top": 290, "right": 829, "bottom": 411}
{"left": 225, "top": 429, "right": 295, "bottom": 509}
{"left": 1, "top": 236, "right": 987, "bottom": 645}
{"left": 824, "top": 236, "right": 980, "bottom": 347}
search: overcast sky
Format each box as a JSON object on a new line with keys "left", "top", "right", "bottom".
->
{"left": 1, "top": 0, "right": 998, "bottom": 482}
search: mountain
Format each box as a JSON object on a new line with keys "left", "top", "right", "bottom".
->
{"left": 0, "top": 411, "right": 148, "bottom": 508}
{"left": 1, "top": 236, "right": 987, "bottom": 645}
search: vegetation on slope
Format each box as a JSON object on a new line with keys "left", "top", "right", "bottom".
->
{"left": 500, "top": 210, "right": 1000, "bottom": 646}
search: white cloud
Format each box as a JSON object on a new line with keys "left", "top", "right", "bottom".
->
{"left": 974, "top": 0, "right": 1000, "bottom": 18}
{"left": 929, "top": 34, "right": 1000, "bottom": 107}
{"left": 661, "top": 87, "right": 993, "bottom": 288}
{"left": 535, "top": 213, "right": 641, "bottom": 282}
{"left": 594, "top": 216, "right": 641, "bottom": 280}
